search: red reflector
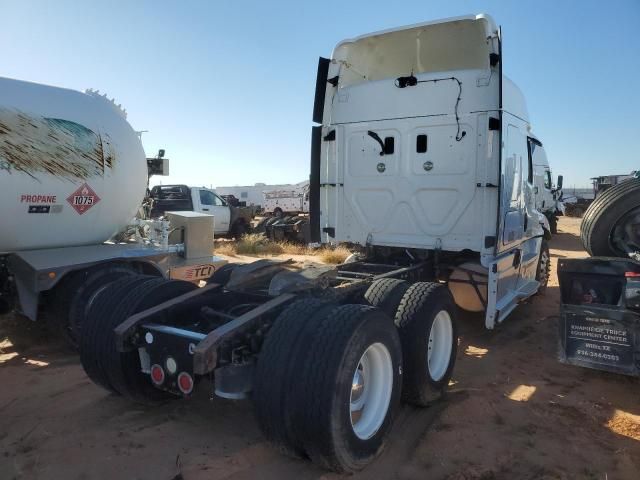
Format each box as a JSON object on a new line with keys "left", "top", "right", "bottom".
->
{"left": 150, "top": 364, "right": 165, "bottom": 385}
{"left": 625, "top": 272, "right": 640, "bottom": 277}
{"left": 177, "top": 372, "right": 194, "bottom": 395}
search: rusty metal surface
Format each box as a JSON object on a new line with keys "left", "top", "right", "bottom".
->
{"left": 0, "top": 107, "right": 114, "bottom": 181}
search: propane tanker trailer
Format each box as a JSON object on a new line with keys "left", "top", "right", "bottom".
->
{"left": 69, "top": 14, "right": 555, "bottom": 473}
{"left": 0, "top": 76, "right": 226, "bottom": 346}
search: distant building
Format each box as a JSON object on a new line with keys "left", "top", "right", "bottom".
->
{"left": 216, "top": 181, "right": 308, "bottom": 207}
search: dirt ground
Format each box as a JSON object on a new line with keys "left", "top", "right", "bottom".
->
{"left": 1, "top": 217, "right": 639, "bottom": 479}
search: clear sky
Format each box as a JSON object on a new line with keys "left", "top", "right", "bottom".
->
{"left": 2, "top": 0, "right": 638, "bottom": 190}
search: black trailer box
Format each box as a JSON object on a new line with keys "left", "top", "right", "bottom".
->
{"left": 558, "top": 257, "right": 640, "bottom": 376}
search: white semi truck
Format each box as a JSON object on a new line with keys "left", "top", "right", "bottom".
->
{"left": 0, "top": 77, "right": 226, "bottom": 346}
{"left": 21, "top": 14, "right": 553, "bottom": 473}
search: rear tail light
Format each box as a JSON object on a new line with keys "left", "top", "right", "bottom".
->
{"left": 177, "top": 372, "right": 194, "bottom": 395}
{"left": 625, "top": 271, "right": 640, "bottom": 278}
{"left": 150, "top": 364, "right": 165, "bottom": 385}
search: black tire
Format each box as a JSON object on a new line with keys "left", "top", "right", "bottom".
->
{"left": 253, "top": 298, "right": 338, "bottom": 457}
{"left": 273, "top": 207, "right": 284, "bottom": 218}
{"left": 395, "top": 282, "right": 458, "bottom": 407}
{"left": 253, "top": 217, "right": 269, "bottom": 233}
{"left": 549, "top": 215, "right": 558, "bottom": 234}
{"left": 49, "top": 270, "right": 91, "bottom": 345}
{"left": 80, "top": 275, "right": 197, "bottom": 403}
{"left": 293, "top": 304, "right": 402, "bottom": 473}
{"left": 207, "top": 262, "right": 239, "bottom": 287}
{"left": 80, "top": 276, "right": 155, "bottom": 394}
{"left": 100, "top": 278, "right": 197, "bottom": 403}
{"left": 231, "top": 219, "right": 249, "bottom": 238}
{"left": 535, "top": 239, "right": 551, "bottom": 294}
{"left": 363, "top": 278, "right": 410, "bottom": 318}
{"left": 67, "top": 265, "right": 137, "bottom": 347}
{"left": 581, "top": 178, "right": 640, "bottom": 257}
{"left": 265, "top": 217, "right": 278, "bottom": 227}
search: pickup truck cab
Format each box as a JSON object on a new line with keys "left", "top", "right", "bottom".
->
{"left": 149, "top": 185, "right": 252, "bottom": 236}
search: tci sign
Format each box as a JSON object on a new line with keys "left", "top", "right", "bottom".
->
{"left": 184, "top": 264, "right": 215, "bottom": 281}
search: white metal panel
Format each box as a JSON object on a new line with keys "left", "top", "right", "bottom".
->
{"left": 331, "top": 114, "right": 486, "bottom": 251}
{"left": 0, "top": 77, "right": 147, "bottom": 252}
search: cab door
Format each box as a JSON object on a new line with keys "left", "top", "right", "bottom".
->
{"left": 486, "top": 121, "right": 534, "bottom": 328}
{"left": 198, "top": 189, "right": 230, "bottom": 234}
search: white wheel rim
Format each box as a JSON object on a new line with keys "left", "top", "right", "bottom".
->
{"left": 350, "top": 342, "right": 393, "bottom": 440}
{"left": 427, "top": 310, "right": 453, "bottom": 382}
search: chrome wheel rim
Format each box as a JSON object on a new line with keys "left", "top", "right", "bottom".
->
{"left": 350, "top": 342, "right": 393, "bottom": 440}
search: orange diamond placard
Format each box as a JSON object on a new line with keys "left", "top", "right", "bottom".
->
{"left": 66, "top": 183, "right": 101, "bottom": 215}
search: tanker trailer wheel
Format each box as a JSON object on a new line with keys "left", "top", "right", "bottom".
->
{"left": 82, "top": 277, "right": 197, "bottom": 403}
{"left": 67, "top": 264, "right": 138, "bottom": 347}
{"left": 81, "top": 276, "right": 197, "bottom": 403}
{"left": 80, "top": 275, "right": 156, "bottom": 394}
{"left": 535, "top": 239, "right": 551, "bottom": 294}
{"left": 395, "top": 282, "right": 458, "bottom": 407}
{"left": 292, "top": 305, "right": 402, "bottom": 473}
{"left": 364, "top": 278, "right": 410, "bottom": 318}
{"left": 581, "top": 178, "right": 640, "bottom": 257}
{"left": 253, "top": 298, "right": 339, "bottom": 458}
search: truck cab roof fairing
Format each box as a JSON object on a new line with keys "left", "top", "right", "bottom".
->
{"left": 331, "top": 14, "right": 498, "bottom": 88}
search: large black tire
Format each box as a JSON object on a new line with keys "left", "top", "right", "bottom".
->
{"left": 207, "top": 262, "right": 239, "bottom": 287}
{"left": 548, "top": 214, "right": 558, "bottom": 235}
{"left": 292, "top": 304, "right": 402, "bottom": 473}
{"left": 100, "top": 278, "right": 197, "bottom": 403}
{"left": 81, "top": 275, "right": 197, "bottom": 403}
{"left": 253, "top": 298, "right": 338, "bottom": 457}
{"left": 231, "top": 219, "right": 249, "bottom": 238}
{"left": 535, "top": 239, "right": 551, "bottom": 294}
{"left": 49, "top": 270, "right": 92, "bottom": 345}
{"left": 363, "top": 278, "right": 410, "bottom": 318}
{"left": 395, "top": 282, "right": 458, "bottom": 407}
{"left": 80, "top": 276, "right": 155, "bottom": 394}
{"left": 581, "top": 178, "right": 640, "bottom": 257}
{"left": 67, "top": 265, "right": 137, "bottom": 347}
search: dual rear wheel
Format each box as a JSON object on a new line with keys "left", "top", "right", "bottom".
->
{"left": 253, "top": 279, "right": 458, "bottom": 472}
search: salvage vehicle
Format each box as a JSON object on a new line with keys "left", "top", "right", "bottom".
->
{"left": 558, "top": 174, "right": 640, "bottom": 376}
{"left": 0, "top": 77, "right": 226, "bottom": 347}
{"left": 77, "top": 14, "right": 552, "bottom": 472}
{"left": 148, "top": 184, "right": 253, "bottom": 237}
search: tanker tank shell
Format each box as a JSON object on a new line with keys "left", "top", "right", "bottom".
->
{"left": 0, "top": 76, "right": 147, "bottom": 252}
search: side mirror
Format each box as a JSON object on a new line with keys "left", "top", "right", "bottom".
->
{"left": 557, "top": 175, "right": 563, "bottom": 190}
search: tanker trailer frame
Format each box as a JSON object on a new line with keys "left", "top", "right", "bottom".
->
{"left": 0, "top": 212, "right": 227, "bottom": 348}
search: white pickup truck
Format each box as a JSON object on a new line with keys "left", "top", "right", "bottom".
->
{"left": 149, "top": 184, "right": 253, "bottom": 236}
